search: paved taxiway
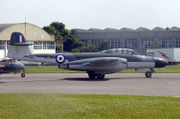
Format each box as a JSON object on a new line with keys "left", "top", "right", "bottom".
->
{"left": 0, "top": 73, "right": 179, "bottom": 96}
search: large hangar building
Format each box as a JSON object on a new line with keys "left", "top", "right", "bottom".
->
{"left": 0, "top": 23, "right": 55, "bottom": 58}
{"left": 72, "top": 27, "right": 180, "bottom": 53}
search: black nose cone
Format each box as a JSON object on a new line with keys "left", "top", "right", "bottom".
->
{"left": 154, "top": 57, "right": 168, "bottom": 68}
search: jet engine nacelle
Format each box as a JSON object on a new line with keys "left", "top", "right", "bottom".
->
{"left": 67, "top": 57, "right": 127, "bottom": 74}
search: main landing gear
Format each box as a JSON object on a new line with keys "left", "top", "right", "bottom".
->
{"left": 88, "top": 72, "right": 105, "bottom": 79}
{"left": 145, "top": 68, "right": 155, "bottom": 78}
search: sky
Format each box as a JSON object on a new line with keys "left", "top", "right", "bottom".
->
{"left": 1, "top": 0, "right": 180, "bottom": 29}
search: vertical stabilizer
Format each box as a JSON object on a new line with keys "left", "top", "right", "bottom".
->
{"left": 7, "top": 32, "right": 33, "bottom": 60}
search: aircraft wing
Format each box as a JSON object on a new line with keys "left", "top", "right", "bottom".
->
{"left": 82, "top": 58, "right": 121, "bottom": 67}
{"left": 67, "top": 57, "right": 127, "bottom": 73}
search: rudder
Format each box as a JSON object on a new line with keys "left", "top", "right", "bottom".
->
{"left": 7, "top": 32, "right": 33, "bottom": 60}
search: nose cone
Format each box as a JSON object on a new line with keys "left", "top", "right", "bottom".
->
{"left": 154, "top": 57, "right": 168, "bottom": 68}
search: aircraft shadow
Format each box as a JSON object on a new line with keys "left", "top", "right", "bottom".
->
{"left": 63, "top": 78, "right": 110, "bottom": 81}
{"left": 0, "top": 82, "right": 6, "bottom": 84}
{"left": 109, "top": 77, "right": 146, "bottom": 80}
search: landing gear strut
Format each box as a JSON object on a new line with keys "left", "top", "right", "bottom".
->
{"left": 87, "top": 72, "right": 105, "bottom": 79}
{"left": 21, "top": 69, "right": 25, "bottom": 78}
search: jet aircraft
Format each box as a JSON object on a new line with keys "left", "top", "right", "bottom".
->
{"left": 7, "top": 32, "right": 168, "bottom": 79}
{"left": 0, "top": 58, "right": 25, "bottom": 77}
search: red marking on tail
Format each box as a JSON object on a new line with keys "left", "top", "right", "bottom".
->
{"left": 158, "top": 51, "right": 170, "bottom": 59}
{"left": 22, "top": 35, "right": 25, "bottom": 42}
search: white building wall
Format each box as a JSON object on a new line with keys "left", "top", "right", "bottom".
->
{"left": 174, "top": 48, "right": 180, "bottom": 62}
{"left": 0, "top": 50, "right": 5, "bottom": 58}
{"left": 147, "top": 48, "right": 180, "bottom": 62}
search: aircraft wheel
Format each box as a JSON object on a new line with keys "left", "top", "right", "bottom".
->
{"left": 21, "top": 73, "right": 25, "bottom": 78}
{"left": 88, "top": 72, "right": 96, "bottom": 79}
{"left": 96, "top": 73, "right": 105, "bottom": 79}
{"left": 145, "top": 71, "right": 152, "bottom": 78}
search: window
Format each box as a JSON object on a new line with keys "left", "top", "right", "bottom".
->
{"left": 110, "top": 40, "right": 121, "bottom": 48}
{"left": 91, "top": 40, "right": 102, "bottom": 46}
{"left": 7, "top": 42, "right": 9, "bottom": 49}
{"left": 43, "top": 42, "right": 46, "bottom": 49}
{"left": 124, "top": 39, "right": 137, "bottom": 49}
{"left": 34, "top": 41, "right": 55, "bottom": 50}
{"left": 142, "top": 39, "right": 152, "bottom": 48}
{"left": 158, "top": 39, "right": 172, "bottom": 48}
{"left": 80, "top": 40, "right": 88, "bottom": 46}
{"left": 176, "top": 38, "right": 180, "bottom": 48}
{"left": 0, "top": 41, "right": 4, "bottom": 50}
{"left": 34, "top": 41, "right": 42, "bottom": 49}
{"left": 47, "top": 42, "right": 55, "bottom": 49}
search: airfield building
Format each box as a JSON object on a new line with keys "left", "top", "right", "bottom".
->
{"left": 72, "top": 27, "right": 180, "bottom": 53}
{"left": 0, "top": 23, "right": 55, "bottom": 58}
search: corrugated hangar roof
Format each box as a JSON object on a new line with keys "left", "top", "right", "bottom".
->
{"left": 0, "top": 23, "right": 54, "bottom": 41}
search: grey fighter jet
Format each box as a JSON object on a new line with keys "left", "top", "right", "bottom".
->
{"left": 7, "top": 32, "right": 168, "bottom": 79}
{"left": 0, "top": 58, "right": 25, "bottom": 77}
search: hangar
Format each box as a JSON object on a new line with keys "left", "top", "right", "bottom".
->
{"left": 0, "top": 23, "right": 55, "bottom": 58}
{"left": 72, "top": 27, "right": 180, "bottom": 53}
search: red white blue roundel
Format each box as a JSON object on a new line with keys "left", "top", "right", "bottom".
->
{"left": 56, "top": 54, "right": 66, "bottom": 64}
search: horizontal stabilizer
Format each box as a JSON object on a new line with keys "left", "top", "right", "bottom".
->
{"left": 12, "top": 42, "right": 33, "bottom": 46}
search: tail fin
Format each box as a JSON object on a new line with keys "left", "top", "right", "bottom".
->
{"left": 7, "top": 32, "right": 33, "bottom": 60}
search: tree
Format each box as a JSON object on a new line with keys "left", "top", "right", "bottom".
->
{"left": 72, "top": 45, "right": 98, "bottom": 52}
{"left": 43, "top": 22, "right": 83, "bottom": 52}
{"left": 63, "top": 34, "right": 83, "bottom": 51}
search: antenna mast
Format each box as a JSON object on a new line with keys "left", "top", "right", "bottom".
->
{"left": 25, "top": 17, "right": 27, "bottom": 38}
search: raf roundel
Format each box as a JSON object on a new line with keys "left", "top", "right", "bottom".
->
{"left": 56, "top": 54, "right": 66, "bottom": 64}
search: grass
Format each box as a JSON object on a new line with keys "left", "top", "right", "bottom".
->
{"left": 25, "top": 64, "right": 180, "bottom": 73}
{"left": 0, "top": 94, "right": 179, "bottom": 119}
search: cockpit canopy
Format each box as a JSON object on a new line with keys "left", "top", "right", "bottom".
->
{"left": 101, "top": 48, "right": 138, "bottom": 55}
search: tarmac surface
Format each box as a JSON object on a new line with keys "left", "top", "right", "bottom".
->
{"left": 0, "top": 73, "right": 180, "bottom": 96}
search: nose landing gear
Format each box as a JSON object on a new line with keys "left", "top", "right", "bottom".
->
{"left": 145, "top": 71, "right": 152, "bottom": 78}
{"left": 145, "top": 68, "right": 154, "bottom": 78}
{"left": 21, "top": 69, "right": 25, "bottom": 78}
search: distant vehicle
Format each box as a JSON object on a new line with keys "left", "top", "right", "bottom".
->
{"left": 7, "top": 32, "right": 168, "bottom": 79}
{"left": 147, "top": 48, "right": 180, "bottom": 65}
{"left": 0, "top": 58, "right": 25, "bottom": 77}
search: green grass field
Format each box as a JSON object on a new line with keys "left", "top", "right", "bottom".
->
{"left": 0, "top": 94, "right": 179, "bottom": 119}
{"left": 25, "top": 64, "right": 180, "bottom": 73}
{"left": 4, "top": 65, "right": 179, "bottom": 119}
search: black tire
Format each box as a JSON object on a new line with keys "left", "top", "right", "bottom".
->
{"left": 96, "top": 73, "right": 105, "bottom": 79}
{"left": 21, "top": 73, "right": 25, "bottom": 78}
{"left": 145, "top": 71, "right": 152, "bottom": 78}
{"left": 88, "top": 72, "right": 96, "bottom": 79}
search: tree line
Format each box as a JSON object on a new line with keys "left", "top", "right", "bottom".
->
{"left": 43, "top": 22, "right": 108, "bottom": 52}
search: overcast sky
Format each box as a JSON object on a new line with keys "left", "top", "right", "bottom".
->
{"left": 1, "top": 0, "right": 180, "bottom": 29}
